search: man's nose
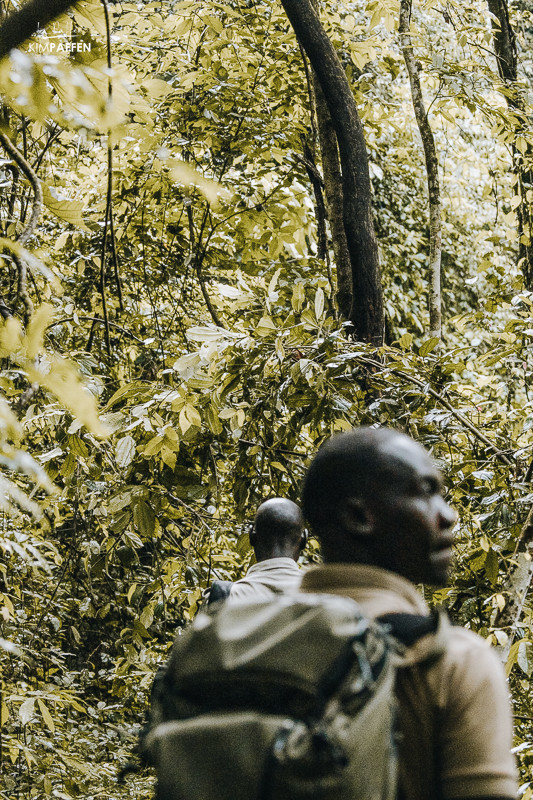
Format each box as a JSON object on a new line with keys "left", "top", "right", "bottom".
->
{"left": 438, "top": 497, "right": 457, "bottom": 529}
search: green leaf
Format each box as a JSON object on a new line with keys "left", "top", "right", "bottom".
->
{"left": 115, "top": 435, "right": 136, "bottom": 468}
{"left": 418, "top": 337, "right": 440, "bottom": 357}
{"left": 161, "top": 445, "right": 177, "bottom": 470}
{"left": 292, "top": 283, "right": 305, "bottom": 313}
{"left": 74, "top": 0, "right": 107, "bottom": 36}
{"left": 142, "top": 79, "right": 174, "bottom": 98}
{"left": 314, "top": 287, "right": 324, "bottom": 321}
{"left": 506, "top": 640, "right": 521, "bottom": 676}
{"left": 484, "top": 548, "right": 499, "bottom": 583}
{"left": 37, "top": 698, "right": 55, "bottom": 734}
{"left": 103, "top": 381, "right": 148, "bottom": 411}
{"left": 42, "top": 184, "right": 90, "bottom": 232}
{"left": 134, "top": 500, "right": 155, "bottom": 538}
{"left": 19, "top": 698, "right": 35, "bottom": 726}
{"left": 69, "top": 434, "right": 88, "bottom": 458}
{"left": 255, "top": 316, "right": 277, "bottom": 336}
{"left": 184, "top": 404, "right": 202, "bottom": 427}
{"left": 144, "top": 435, "right": 164, "bottom": 456}
{"left": 518, "top": 640, "right": 533, "bottom": 677}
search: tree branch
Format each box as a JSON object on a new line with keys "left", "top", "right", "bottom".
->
{"left": 47, "top": 316, "right": 145, "bottom": 343}
{"left": 357, "top": 354, "right": 514, "bottom": 466}
{"left": 0, "top": 132, "right": 42, "bottom": 247}
{"left": 101, "top": 0, "right": 123, "bottom": 312}
{"left": 399, "top": 0, "right": 442, "bottom": 340}
{"left": 187, "top": 204, "right": 223, "bottom": 328}
{"left": 0, "top": 130, "right": 42, "bottom": 323}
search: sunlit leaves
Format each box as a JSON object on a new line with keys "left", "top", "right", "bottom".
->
{"left": 42, "top": 184, "right": 90, "bottom": 232}
{"left": 115, "top": 435, "right": 136, "bottom": 468}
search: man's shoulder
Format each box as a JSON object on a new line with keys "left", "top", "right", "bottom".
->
{"left": 245, "top": 557, "right": 301, "bottom": 576}
{"left": 445, "top": 623, "right": 499, "bottom": 660}
{"left": 432, "top": 621, "right": 507, "bottom": 695}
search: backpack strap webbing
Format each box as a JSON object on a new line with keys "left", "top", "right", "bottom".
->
{"left": 377, "top": 610, "right": 440, "bottom": 647}
{"left": 207, "top": 579, "right": 234, "bottom": 605}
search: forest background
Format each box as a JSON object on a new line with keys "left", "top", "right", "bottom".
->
{"left": 2, "top": 0, "right": 533, "bottom": 797}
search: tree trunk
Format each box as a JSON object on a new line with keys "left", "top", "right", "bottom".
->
{"left": 0, "top": 0, "right": 77, "bottom": 60}
{"left": 486, "top": 0, "right": 533, "bottom": 288}
{"left": 487, "top": 0, "right": 517, "bottom": 83}
{"left": 399, "top": 0, "right": 442, "bottom": 340}
{"left": 312, "top": 76, "right": 353, "bottom": 320}
{"left": 279, "top": 0, "right": 383, "bottom": 345}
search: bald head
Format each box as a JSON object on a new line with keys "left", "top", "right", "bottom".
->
{"left": 302, "top": 427, "right": 410, "bottom": 529}
{"left": 251, "top": 498, "right": 306, "bottom": 562}
{"left": 301, "top": 427, "right": 456, "bottom": 584}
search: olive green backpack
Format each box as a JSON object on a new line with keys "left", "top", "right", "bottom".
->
{"left": 145, "top": 592, "right": 440, "bottom": 800}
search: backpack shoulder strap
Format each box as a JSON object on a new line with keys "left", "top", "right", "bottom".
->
{"left": 377, "top": 609, "right": 440, "bottom": 647}
{"left": 207, "top": 579, "right": 234, "bottom": 606}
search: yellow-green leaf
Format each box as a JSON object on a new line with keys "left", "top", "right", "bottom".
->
{"left": 25, "top": 304, "right": 54, "bottom": 359}
{"left": 19, "top": 698, "right": 35, "bottom": 726}
{"left": 184, "top": 404, "right": 201, "bottom": 427}
{"left": 161, "top": 445, "right": 177, "bottom": 470}
{"left": 42, "top": 184, "right": 90, "bottom": 232}
{"left": 143, "top": 435, "right": 163, "bottom": 456}
{"left": 314, "top": 287, "right": 324, "bottom": 320}
{"left": 134, "top": 500, "right": 155, "bottom": 538}
{"left": 399, "top": 333, "right": 413, "bottom": 349}
{"left": 256, "top": 316, "right": 277, "bottom": 337}
{"left": 115, "top": 435, "right": 136, "bottom": 467}
{"left": 418, "top": 337, "right": 439, "bottom": 357}
{"left": 37, "top": 698, "right": 55, "bottom": 734}
{"left": 142, "top": 78, "right": 174, "bottom": 98}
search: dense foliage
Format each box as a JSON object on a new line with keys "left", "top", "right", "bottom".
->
{"left": 4, "top": 0, "right": 533, "bottom": 797}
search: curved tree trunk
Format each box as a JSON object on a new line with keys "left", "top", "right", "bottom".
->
{"left": 279, "top": 0, "right": 383, "bottom": 345}
{"left": 399, "top": 0, "right": 442, "bottom": 340}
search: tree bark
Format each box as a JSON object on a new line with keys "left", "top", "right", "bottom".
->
{"left": 312, "top": 76, "right": 353, "bottom": 320}
{"left": 279, "top": 0, "right": 383, "bottom": 345}
{"left": 487, "top": 0, "right": 517, "bottom": 83}
{"left": 399, "top": 0, "right": 442, "bottom": 340}
{"left": 486, "top": 0, "right": 533, "bottom": 288}
{"left": 0, "top": 0, "right": 78, "bottom": 60}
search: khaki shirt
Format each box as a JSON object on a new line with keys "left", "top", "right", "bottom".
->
{"left": 300, "top": 564, "right": 518, "bottom": 800}
{"left": 228, "top": 557, "right": 303, "bottom": 602}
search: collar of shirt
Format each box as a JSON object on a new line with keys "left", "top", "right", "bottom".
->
{"left": 246, "top": 557, "right": 301, "bottom": 576}
{"left": 300, "top": 564, "right": 449, "bottom": 666}
{"left": 300, "top": 563, "right": 428, "bottom": 618}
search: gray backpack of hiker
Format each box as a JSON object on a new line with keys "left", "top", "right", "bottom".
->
{"left": 146, "top": 592, "right": 441, "bottom": 800}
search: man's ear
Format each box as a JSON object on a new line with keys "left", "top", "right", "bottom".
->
{"left": 249, "top": 529, "right": 256, "bottom": 549}
{"left": 299, "top": 529, "right": 308, "bottom": 552}
{"left": 339, "top": 498, "right": 373, "bottom": 537}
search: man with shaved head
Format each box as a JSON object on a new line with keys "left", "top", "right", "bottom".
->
{"left": 206, "top": 498, "right": 307, "bottom": 605}
{"left": 229, "top": 497, "right": 307, "bottom": 601}
{"left": 300, "top": 427, "right": 517, "bottom": 800}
